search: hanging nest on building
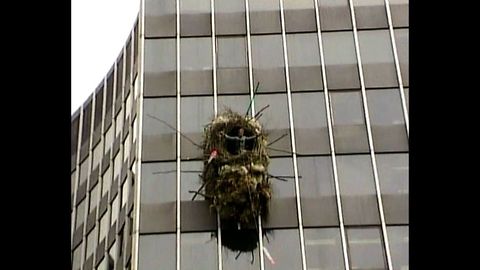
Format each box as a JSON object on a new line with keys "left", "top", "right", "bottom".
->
{"left": 202, "top": 109, "right": 271, "bottom": 230}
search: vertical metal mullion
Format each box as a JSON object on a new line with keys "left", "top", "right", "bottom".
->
{"left": 245, "top": 1, "right": 265, "bottom": 269}
{"left": 176, "top": 0, "right": 181, "bottom": 270}
{"left": 383, "top": 0, "right": 409, "bottom": 136}
{"left": 313, "top": 1, "right": 351, "bottom": 269}
{"left": 132, "top": 0, "right": 145, "bottom": 268}
{"left": 210, "top": 1, "right": 223, "bottom": 270}
{"left": 278, "top": 1, "right": 306, "bottom": 269}
{"left": 347, "top": 1, "right": 393, "bottom": 269}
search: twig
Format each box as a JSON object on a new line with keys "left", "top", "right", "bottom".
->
{"left": 267, "top": 133, "right": 288, "bottom": 146}
{"left": 254, "top": 104, "right": 270, "bottom": 118}
{"left": 147, "top": 114, "right": 203, "bottom": 149}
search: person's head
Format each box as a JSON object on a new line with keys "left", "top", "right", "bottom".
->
{"left": 238, "top": 128, "right": 244, "bottom": 137}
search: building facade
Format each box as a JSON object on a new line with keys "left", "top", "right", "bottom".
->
{"left": 71, "top": 0, "right": 409, "bottom": 269}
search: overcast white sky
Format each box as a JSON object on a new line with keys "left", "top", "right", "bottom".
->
{"left": 71, "top": 0, "right": 140, "bottom": 115}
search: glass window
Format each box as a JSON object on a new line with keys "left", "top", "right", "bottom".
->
{"left": 337, "top": 155, "right": 381, "bottom": 225}
{"left": 76, "top": 198, "right": 86, "bottom": 228}
{"left": 249, "top": 0, "right": 281, "bottom": 34}
{"left": 389, "top": 0, "right": 409, "bottom": 27}
{"left": 387, "top": 225, "right": 409, "bottom": 270}
{"left": 223, "top": 247, "right": 261, "bottom": 270}
{"left": 71, "top": 171, "right": 77, "bottom": 195}
{"left": 180, "top": 0, "right": 211, "bottom": 37}
{"left": 86, "top": 226, "right": 98, "bottom": 259}
{"left": 358, "top": 30, "right": 398, "bottom": 88}
{"left": 142, "top": 98, "right": 176, "bottom": 161}
{"left": 115, "top": 54, "right": 124, "bottom": 113}
{"left": 71, "top": 114, "right": 80, "bottom": 169}
{"left": 217, "top": 37, "right": 249, "bottom": 94}
{"left": 215, "top": 0, "right": 246, "bottom": 35}
{"left": 124, "top": 133, "right": 131, "bottom": 163}
{"left": 180, "top": 161, "right": 203, "bottom": 201}
{"left": 111, "top": 194, "right": 120, "bottom": 225}
{"left": 330, "top": 91, "right": 369, "bottom": 154}
{"left": 263, "top": 229, "right": 302, "bottom": 270}
{"left": 254, "top": 94, "right": 291, "bottom": 157}
{"left": 72, "top": 244, "right": 82, "bottom": 270}
{"left": 145, "top": 0, "right": 176, "bottom": 37}
{"left": 92, "top": 140, "right": 104, "bottom": 170}
{"left": 394, "top": 28, "right": 409, "bottom": 87}
{"left": 102, "top": 167, "right": 112, "bottom": 196}
{"left": 79, "top": 157, "right": 90, "bottom": 185}
{"left": 94, "top": 84, "right": 104, "bottom": 134}
{"left": 304, "top": 228, "right": 345, "bottom": 269}
{"left": 322, "top": 31, "right": 360, "bottom": 90}
{"left": 181, "top": 232, "right": 217, "bottom": 269}
{"left": 140, "top": 162, "right": 176, "bottom": 233}
{"left": 297, "top": 156, "right": 339, "bottom": 226}
{"left": 217, "top": 95, "right": 251, "bottom": 115}
{"left": 251, "top": 35, "right": 286, "bottom": 93}
{"left": 121, "top": 181, "right": 129, "bottom": 208}
{"left": 108, "top": 241, "right": 118, "bottom": 266}
{"left": 180, "top": 37, "right": 213, "bottom": 95}
{"left": 284, "top": 0, "right": 316, "bottom": 33}
{"left": 376, "top": 153, "right": 408, "bottom": 224}
{"left": 292, "top": 92, "right": 330, "bottom": 155}
{"left": 113, "top": 151, "right": 123, "bottom": 179}
{"left": 346, "top": 227, "right": 387, "bottom": 270}
{"left": 263, "top": 157, "right": 298, "bottom": 228}
{"left": 89, "top": 183, "right": 99, "bottom": 212}
{"left": 105, "top": 68, "right": 114, "bottom": 130}
{"left": 318, "top": 0, "right": 352, "bottom": 31}
{"left": 138, "top": 234, "right": 176, "bottom": 270}
{"left": 286, "top": 33, "right": 323, "bottom": 92}
{"left": 180, "top": 96, "right": 213, "bottom": 160}
{"left": 367, "top": 89, "right": 408, "bottom": 152}
{"left": 99, "top": 212, "right": 109, "bottom": 241}
{"left": 144, "top": 39, "right": 176, "bottom": 97}
{"left": 105, "top": 125, "right": 114, "bottom": 153}
{"left": 126, "top": 92, "right": 133, "bottom": 120}
{"left": 126, "top": 38, "right": 133, "bottom": 88}
{"left": 115, "top": 108, "right": 124, "bottom": 138}
{"left": 352, "top": 0, "right": 388, "bottom": 29}
{"left": 80, "top": 99, "right": 92, "bottom": 159}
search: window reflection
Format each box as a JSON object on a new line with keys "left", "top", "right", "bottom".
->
{"left": 138, "top": 234, "right": 176, "bottom": 270}
{"left": 249, "top": 0, "right": 281, "bottom": 34}
{"left": 284, "top": 0, "right": 316, "bottom": 33}
{"left": 180, "top": 96, "right": 213, "bottom": 160}
{"left": 145, "top": 0, "right": 176, "bottom": 37}
{"left": 180, "top": 0, "right": 211, "bottom": 37}
{"left": 180, "top": 37, "right": 213, "bottom": 95}
{"left": 318, "top": 0, "right": 352, "bottom": 31}
{"left": 215, "top": 0, "right": 246, "bottom": 35}
{"left": 304, "top": 228, "right": 345, "bottom": 270}
{"left": 144, "top": 39, "right": 176, "bottom": 97}
{"left": 251, "top": 35, "right": 286, "bottom": 93}
{"left": 352, "top": 0, "right": 388, "bottom": 29}
{"left": 263, "top": 229, "right": 302, "bottom": 270}
{"left": 181, "top": 232, "right": 217, "bottom": 270}
{"left": 217, "top": 37, "right": 249, "bottom": 94}
{"left": 387, "top": 225, "right": 409, "bottom": 270}
{"left": 346, "top": 227, "right": 387, "bottom": 270}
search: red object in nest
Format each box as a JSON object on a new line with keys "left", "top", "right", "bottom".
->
{"left": 208, "top": 148, "right": 218, "bottom": 164}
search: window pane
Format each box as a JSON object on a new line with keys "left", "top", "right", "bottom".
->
{"left": 217, "top": 95, "right": 251, "bottom": 115}
{"left": 113, "top": 150, "right": 123, "bottom": 179}
{"left": 93, "top": 140, "right": 104, "bottom": 170}
{"left": 115, "top": 55, "right": 124, "bottom": 112}
{"left": 367, "top": 89, "right": 408, "bottom": 152}
{"left": 376, "top": 153, "right": 408, "bottom": 224}
{"left": 358, "top": 30, "right": 398, "bottom": 88}
{"left": 322, "top": 31, "right": 360, "bottom": 90}
{"left": 337, "top": 155, "right": 380, "bottom": 225}
{"left": 180, "top": 0, "right": 211, "bottom": 37}
{"left": 292, "top": 92, "right": 330, "bottom": 155}
{"left": 387, "top": 226, "right": 409, "bottom": 270}
{"left": 298, "top": 156, "right": 339, "bottom": 226}
{"left": 263, "top": 157, "right": 298, "bottom": 228}
{"left": 284, "top": 0, "right": 316, "bottom": 33}
{"left": 180, "top": 37, "right": 213, "bottom": 95}
{"left": 79, "top": 157, "right": 90, "bottom": 185}
{"left": 111, "top": 194, "right": 120, "bottom": 225}
{"left": 140, "top": 162, "right": 176, "bottom": 233}
{"left": 144, "top": 39, "right": 176, "bottom": 97}
{"left": 346, "top": 227, "right": 387, "bottom": 270}
{"left": 72, "top": 244, "right": 82, "bottom": 270}
{"left": 76, "top": 198, "right": 86, "bottom": 228}
{"left": 99, "top": 212, "right": 109, "bottom": 241}
{"left": 71, "top": 114, "right": 80, "bottom": 169}
{"left": 390, "top": 0, "right": 409, "bottom": 27}
{"left": 142, "top": 98, "right": 176, "bottom": 161}
{"left": 318, "top": 0, "right": 352, "bottom": 31}
{"left": 145, "top": 0, "right": 176, "bottom": 37}
{"left": 223, "top": 247, "right": 261, "bottom": 270}
{"left": 263, "top": 229, "right": 302, "bottom": 270}
{"left": 138, "top": 234, "right": 176, "bottom": 270}
{"left": 254, "top": 94, "right": 291, "bottom": 157}
{"left": 80, "top": 99, "right": 92, "bottom": 160}
{"left": 180, "top": 96, "right": 213, "bottom": 160}
{"left": 105, "top": 125, "right": 114, "bottom": 152}
{"left": 71, "top": 171, "right": 77, "bottom": 195}
{"left": 89, "top": 183, "right": 99, "bottom": 212}
{"left": 215, "top": 0, "right": 246, "bottom": 35}
{"left": 93, "top": 86, "right": 104, "bottom": 142}
{"left": 180, "top": 161, "right": 216, "bottom": 232}
{"left": 394, "top": 28, "right": 409, "bottom": 87}
{"left": 304, "top": 228, "right": 345, "bottom": 269}
{"left": 250, "top": 0, "right": 281, "bottom": 34}
{"left": 287, "top": 33, "right": 323, "bottom": 92}
{"left": 217, "top": 37, "right": 249, "bottom": 94}
{"left": 102, "top": 167, "right": 112, "bottom": 196}
{"left": 105, "top": 68, "right": 114, "bottom": 129}
{"left": 86, "top": 226, "right": 98, "bottom": 258}
{"left": 330, "top": 91, "right": 369, "bottom": 154}
{"left": 116, "top": 108, "right": 124, "bottom": 138}
{"left": 252, "top": 35, "right": 286, "bottom": 93}
{"left": 353, "top": 0, "right": 388, "bottom": 29}
{"left": 181, "top": 232, "right": 217, "bottom": 270}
